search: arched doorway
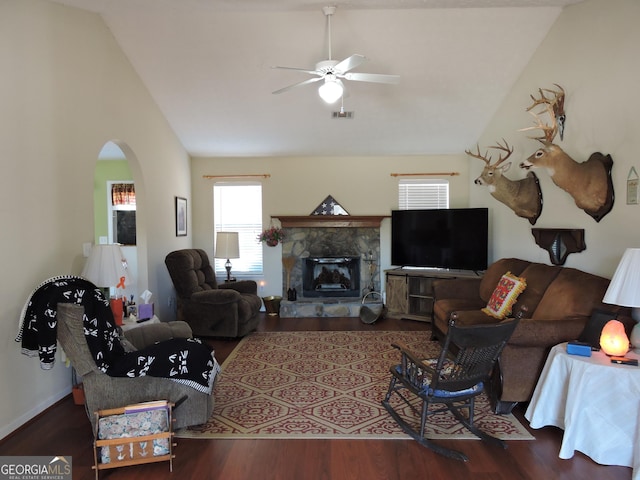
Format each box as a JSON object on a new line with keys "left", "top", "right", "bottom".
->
{"left": 93, "top": 141, "right": 148, "bottom": 301}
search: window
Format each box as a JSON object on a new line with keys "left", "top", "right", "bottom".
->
{"left": 213, "top": 183, "right": 263, "bottom": 276}
{"left": 108, "top": 181, "right": 136, "bottom": 245}
{"left": 398, "top": 179, "right": 449, "bottom": 210}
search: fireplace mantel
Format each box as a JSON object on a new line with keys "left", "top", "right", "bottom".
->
{"left": 272, "top": 215, "right": 388, "bottom": 228}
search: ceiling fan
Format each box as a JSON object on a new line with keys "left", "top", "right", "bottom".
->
{"left": 272, "top": 6, "right": 400, "bottom": 104}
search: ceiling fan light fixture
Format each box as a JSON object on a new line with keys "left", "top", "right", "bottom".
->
{"left": 318, "top": 76, "right": 343, "bottom": 104}
{"left": 273, "top": 6, "right": 399, "bottom": 102}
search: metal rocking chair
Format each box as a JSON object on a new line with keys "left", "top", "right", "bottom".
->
{"left": 382, "top": 314, "right": 520, "bottom": 461}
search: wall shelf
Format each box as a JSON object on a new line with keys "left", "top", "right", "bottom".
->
{"left": 531, "top": 228, "right": 586, "bottom": 266}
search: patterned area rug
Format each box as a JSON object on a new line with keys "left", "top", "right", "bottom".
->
{"left": 175, "top": 331, "right": 533, "bottom": 440}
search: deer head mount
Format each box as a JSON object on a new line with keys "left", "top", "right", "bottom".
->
{"left": 518, "top": 84, "right": 614, "bottom": 222}
{"left": 466, "top": 139, "right": 542, "bottom": 225}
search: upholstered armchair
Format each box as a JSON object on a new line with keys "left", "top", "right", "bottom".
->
{"left": 165, "top": 249, "right": 261, "bottom": 338}
{"left": 57, "top": 303, "right": 214, "bottom": 431}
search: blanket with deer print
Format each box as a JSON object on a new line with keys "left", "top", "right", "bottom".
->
{"left": 16, "top": 276, "right": 218, "bottom": 394}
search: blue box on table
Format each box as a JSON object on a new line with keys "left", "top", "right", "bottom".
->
{"left": 566, "top": 341, "right": 592, "bottom": 357}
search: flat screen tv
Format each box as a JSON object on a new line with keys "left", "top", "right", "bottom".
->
{"left": 391, "top": 208, "right": 488, "bottom": 271}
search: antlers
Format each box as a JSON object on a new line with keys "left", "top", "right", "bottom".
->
{"left": 526, "top": 84, "right": 565, "bottom": 116}
{"left": 465, "top": 139, "right": 514, "bottom": 166}
{"left": 520, "top": 104, "right": 558, "bottom": 142}
{"left": 520, "top": 84, "right": 566, "bottom": 142}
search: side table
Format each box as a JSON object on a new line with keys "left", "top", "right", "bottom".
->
{"left": 525, "top": 343, "right": 640, "bottom": 479}
{"left": 120, "top": 316, "right": 161, "bottom": 332}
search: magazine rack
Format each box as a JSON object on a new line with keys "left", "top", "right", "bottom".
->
{"left": 92, "top": 401, "right": 175, "bottom": 479}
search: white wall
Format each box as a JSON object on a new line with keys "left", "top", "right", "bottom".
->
{"left": 472, "top": 0, "right": 640, "bottom": 277}
{"left": 0, "top": 0, "right": 191, "bottom": 439}
{"left": 191, "top": 155, "right": 471, "bottom": 297}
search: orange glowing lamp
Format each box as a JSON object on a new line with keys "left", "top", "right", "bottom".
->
{"left": 599, "top": 320, "right": 629, "bottom": 356}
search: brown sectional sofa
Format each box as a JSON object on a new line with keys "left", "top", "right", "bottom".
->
{"left": 432, "top": 258, "right": 632, "bottom": 414}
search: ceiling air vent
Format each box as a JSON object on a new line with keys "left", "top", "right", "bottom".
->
{"left": 332, "top": 110, "right": 354, "bottom": 119}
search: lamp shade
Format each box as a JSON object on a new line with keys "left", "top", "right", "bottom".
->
{"left": 599, "top": 319, "right": 630, "bottom": 356}
{"left": 215, "top": 232, "right": 240, "bottom": 259}
{"left": 81, "top": 244, "right": 128, "bottom": 289}
{"left": 318, "top": 76, "right": 343, "bottom": 104}
{"left": 603, "top": 248, "right": 640, "bottom": 322}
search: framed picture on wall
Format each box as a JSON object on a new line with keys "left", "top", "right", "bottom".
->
{"left": 175, "top": 196, "right": 187, "bottom": 236}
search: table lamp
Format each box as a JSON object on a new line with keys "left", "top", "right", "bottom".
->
{"left": 215, "top": 232, "right": 240, "bottom": 282}
{"left": 599, "top": 319, "right": 629, "bottom": 356}
{"left": 81, "top": 244, "right": 129, "bottom": 325}
{"left": 603, "top": 248, "right": 640, "bottom": 350}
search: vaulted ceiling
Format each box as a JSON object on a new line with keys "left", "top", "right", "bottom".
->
{"left": 52, "top": 0, "right": 584, "bottom": 157}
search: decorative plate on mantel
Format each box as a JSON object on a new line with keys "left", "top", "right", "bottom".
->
{"left": 311, "top": 195, "right": 349, "bottom": 216}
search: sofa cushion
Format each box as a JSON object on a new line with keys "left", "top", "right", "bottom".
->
{"left": 124, "top": 321, "right": 193, "bottom": 350}
{"left": 533, "top": 268, "right": 611, "bottom": 320}
{"left": 482, "top": 272, "right": 527, "bottom": 319}
{"left": 433, "top": 298, "right": 488, "bottom": 333}
{"left": 433, "top": 277, "right": 483, "bottom": 301}
{"left": 512, "top": 263, "right": 562, "bottom": 317}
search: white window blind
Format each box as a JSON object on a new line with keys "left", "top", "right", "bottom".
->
{"left": 213, "top": 183, "right": 263, "bottom": 276}
{"left": 398, "top": 179, "right": 449, "bottom": 209}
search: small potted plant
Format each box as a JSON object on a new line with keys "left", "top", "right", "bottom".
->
{"left": 258, "top": 226, "right": 285, "bottom": 247}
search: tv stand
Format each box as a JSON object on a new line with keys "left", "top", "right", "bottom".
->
{"left": 385, "top": 268, "right": 481, "bottom": 322}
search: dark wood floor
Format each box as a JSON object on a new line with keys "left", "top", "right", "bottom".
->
{"left": 0, "top": 314, "right": 632, "bottom": 480}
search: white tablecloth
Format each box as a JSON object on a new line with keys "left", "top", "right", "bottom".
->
{"left": 525, "top": 343, "right": 640, "bottom": 479}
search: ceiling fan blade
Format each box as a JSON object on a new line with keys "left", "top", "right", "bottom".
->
{"left": 272, "top": 77, "right": 323, "bottom": 95}
{"left": 334, "top": 54, "right": 366, "bottom": 74}
{"left": 344, "top": 72, "right": 400, "bottom": 84}
{"left": 272, "top": 66, "right": 320, "bottom": 75}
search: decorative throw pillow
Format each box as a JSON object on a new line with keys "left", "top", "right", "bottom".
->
{"left": 482, "top": 271, "right": 527, "bottom": 319}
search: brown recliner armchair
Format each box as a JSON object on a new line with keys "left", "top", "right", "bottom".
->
{"left": 165, "top": 249, "right": 261, "bottom": 337}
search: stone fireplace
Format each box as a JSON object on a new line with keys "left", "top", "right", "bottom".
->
{"left": 281, "top": 226, "right": 380, "bottom": 299}
{"left": 275, "top": 215, "right": 385, "bottom": 317}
